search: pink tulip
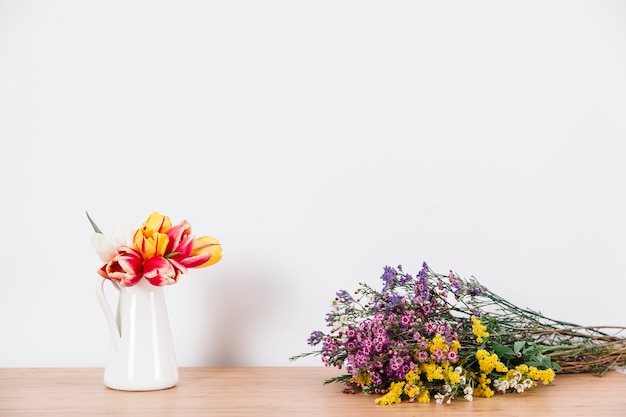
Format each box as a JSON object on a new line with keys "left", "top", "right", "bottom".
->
{"left": 143, "top": 256, "right": 180, "bottom": 286}
{"left": 98, "top": 246, "right": 143, "bottom": 286}
{"left": 165, "top": 221, "right": 212, "bottom": 272}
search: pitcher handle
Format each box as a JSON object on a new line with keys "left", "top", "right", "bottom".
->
{"left": 95, "top": 277, "right": 122, "bottom": 350}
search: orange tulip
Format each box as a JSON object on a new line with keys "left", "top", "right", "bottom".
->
{"left": 133, "top": 212, "right": 172, "bottom": 259}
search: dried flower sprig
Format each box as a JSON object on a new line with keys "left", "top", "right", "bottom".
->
{"left": 290, "top": 262, "right": 626, "bottom": 405}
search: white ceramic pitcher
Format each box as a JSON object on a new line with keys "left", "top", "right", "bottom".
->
{"left": 95, "top": 277, "right": 179, "bottom": 391}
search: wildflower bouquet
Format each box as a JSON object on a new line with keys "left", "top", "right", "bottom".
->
{"left": 87, "top": 211, "right": 222, "bottom": 286}
{"left": 290, "top": 263, "right": 626, "bottom": 405}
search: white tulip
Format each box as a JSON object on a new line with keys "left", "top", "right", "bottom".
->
{"left": 90, "top": 223, "right": 134, "bottom": 263}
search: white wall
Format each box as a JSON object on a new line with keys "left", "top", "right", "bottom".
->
{"left": 1, "top": 1, "right": 625, "bottom": 368}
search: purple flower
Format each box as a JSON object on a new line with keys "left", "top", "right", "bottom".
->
{"left": 432, "top": 349, "right": 444, "bottom": 362}
{"left": 418, "top": 262, "right": 429, "bottom": 279}
{"left": 437, "top": 324, "right": 449, "bottom": 336}
{"left": 383, "top": 292, "right": 404, "bottom": 308}
{"left": 335, "top": 289, "right": 353, "bottom": 303}
{"left": 307, "top": 330, "right": 324, "bottom": 346}
{"left": 381, "top": 265, "right": 397, "bottom": 289}
{"left": 371, "top": 372, "right": 382, "bottom": 386}
{"left": 424, "top": 321, "right": 437, "bottom": 334}
{"left": 398, "top": 272, "right": 412, "bottom": 286}
{"left": 449, "top": 270, "right": 462, "bottom": 295}
{"left": 390, "top": 357, "right": 403, "bottom": 371}
{"left": 468, "top": 280, "right": 484, "bottom": 297}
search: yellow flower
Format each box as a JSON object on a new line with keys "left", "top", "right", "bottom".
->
{"left": 474, "top": 373, "right": 494, "bottom": 398}
{"left": 192, "top": 235, "right": 223, "bottom": 267}
{"left": 471, "top": 315, "right": 490, "bottom": 343}
{"left": 403, "top": 383, "right": 420, "bottom": 400}
{"left": 417, "top": 389, "right": 431, "bottom": 403}
{"left": 443, "top": 365, "right": 461, "bottom": 385}
{"left": 352, "top": 371, "right": 371, "bottom": 387}
{"left": 475, "top": 349, "right": 508, "bottom": 374}
{"left": 133, "top": 212, "right": 172, "bottom": 259}
{"left": 421, "top": 362, "right": 444, "bottom": 381}
{"left": 528, "top": 367, "right": 555, "bottom": 385}
{"left": 429, "top": 334, "right": 447, "bottom": 353}
{"left": 515, "top": 364, "right": 529, "bottom": 374}
{"left": 374, "top": 381, "right": 405, "bottom": 405}
{"left": 404, "top": 370, "right": 419, "bottom": 386}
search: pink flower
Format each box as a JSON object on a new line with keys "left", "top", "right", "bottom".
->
{"left": 98, "top": 246, "right": 143, "bottom": 286}
{"left": 143, "top": 256, "right": 180, "bottom": 286}
{"left": 165, "top": 221, "right": 221, "bottom": 273}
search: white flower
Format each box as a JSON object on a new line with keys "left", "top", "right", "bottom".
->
{"left": 434, "top": 393, "right": 445, "bottom": 404}
{"left": 90, "top": 223, "right": 134, "bottom": 263}
{"left": 494, "top": 379, "right": 509, "bottom": 392}
{"left": 332, "top": 314, "right": 349, "bottom": 336}
{"left": 463, "top": 386, "right": 474, "bottom": 401}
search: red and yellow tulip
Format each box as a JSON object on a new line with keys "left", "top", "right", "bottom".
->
{"left": 97, "top": 246, "right": 143, "bottom": 287}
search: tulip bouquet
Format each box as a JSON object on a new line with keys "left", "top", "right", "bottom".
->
{"left": 290, "top": 262, "right": 626, "bottom": 405}
{"left": 87, "top": 211, "right": 222, "bottom": 286}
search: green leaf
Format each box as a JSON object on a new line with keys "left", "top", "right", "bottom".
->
{"left": 523, "top": 345, "right": 540, "bottom": 357}
{"left": 86, "top": 210, "right": 102, "bottom": 234}
{"left": 538, "top": 354, "right": 553, "bottom": 369}
{"left": 493, "top": 342, "right": 516, "bottom": 360}
{"left": 513, "top": 341, "right": 526, "bottom": 354}
{"left": 525, "top": 354, "right": 554, "bottom": 370}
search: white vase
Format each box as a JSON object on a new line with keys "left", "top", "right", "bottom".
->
{"left": 95, "top": 277, "right": 179, "bottom": 391}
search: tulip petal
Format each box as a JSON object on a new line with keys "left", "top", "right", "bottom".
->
{"left": 91, "top": 233, "right": 117, "bottom": 263}
{"left": 192, "top": 236, "right": 222, "bottom": 268}
{"left": 179, "top": 252, "right": 212, "bottom": 269}
{"left": 99, "top": 246, "right": 144, "bottom": 286}
{"left": 142, "top": 212, "right": 172, "bottom": 234}
{"left": 133, "top": 228, "right": 169, "bottom": 259}
{"left": 144, "top": 256, "right": 179, "bottom": 286}
{"left": 90, "top": 223, "right": 135, "bottom": 263}
{"left": 165, "top": 221, "right": 193, "bottom": 255}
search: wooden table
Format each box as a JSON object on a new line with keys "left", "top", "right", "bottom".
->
{"left": 1, "top": 367, "right": 625, "bottom": 416}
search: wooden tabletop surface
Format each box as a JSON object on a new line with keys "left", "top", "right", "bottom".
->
{"left": 1, "top": 367, "right": 625, "bottom": 416}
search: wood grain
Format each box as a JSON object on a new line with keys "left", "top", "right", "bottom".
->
{"left": 1, "top": 367, "right": 625, "bottom": 416}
